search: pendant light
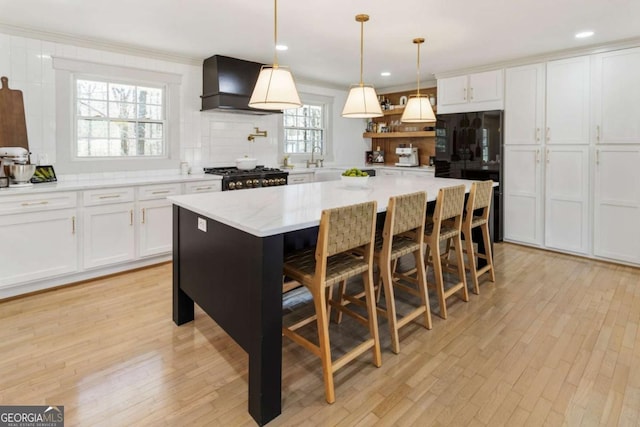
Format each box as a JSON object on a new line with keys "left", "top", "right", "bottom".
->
{"left": 249, "top": 0, "right": 302, "bottom": 110}
{"left": 400, "top": 38, "right": 436, "bottom": 123}
{"left": 342, "top": 14, "right": 383, "bottom": 118}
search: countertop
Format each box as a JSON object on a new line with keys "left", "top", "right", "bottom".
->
{"left": 287, "top": 165, "right": 435, "bottom": 175}
{"left": 0, "top": 173, "right": 220, "bottom": 195}
{"left": 169, "top": 175, "right": 473, "bottom": 237}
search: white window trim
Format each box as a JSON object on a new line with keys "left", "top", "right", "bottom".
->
{"left": 279, "top": 93, "right": 334, "bottom": 164}
{"left": 53, "top": 57, "right": 181, "bottom": 174}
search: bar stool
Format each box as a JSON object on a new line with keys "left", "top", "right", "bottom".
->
{"left": 461, "top": 180, "right": 496, "bottom": 294}
{"left": 282, "top": 201, "right": 381, "bottom": 404}
{"left": 424, "top": 184, "right": 468, "bottom": 319}
{"left": 333, "top": 191, "right": 431, "bottom": 354}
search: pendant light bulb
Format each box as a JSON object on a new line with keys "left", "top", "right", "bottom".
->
{"left": 401, "top": 38, "right": 435, "bottom": 123}
{"left": 249, "top": 0, "right": 302, "bottom": 110}
{"left": 342, "top": 14, "right": 383, "bottom": 118}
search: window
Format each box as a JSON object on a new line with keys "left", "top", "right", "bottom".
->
{"left": 283, "top": 104, "right": 325, "bottom": 155}
{"left": 75, "top": 78, "right": 165, "bottom": 158}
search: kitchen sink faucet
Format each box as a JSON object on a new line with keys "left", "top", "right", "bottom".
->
{"left": 306, "top": 145, "right": 324, "bottom": 168}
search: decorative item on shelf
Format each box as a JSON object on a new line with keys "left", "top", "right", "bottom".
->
{"left": 342, "top": 14, "right": 383, "bottom": 118}
{"left": 373, "top": 149, "right": 384, "bottom": 163}
{"left": 248, "top": 0, "right": 301, "bottom": 110}
{"left": 401, "top": 38, "right": 436, "bottom": 123}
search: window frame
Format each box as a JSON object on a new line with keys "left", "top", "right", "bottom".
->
{"left": 73, "top": 75, "right": 168, "bottom": 161}
{"left": 279, "top": 93, "right": 333, "bottom": 163}
{"left": 53, "top": 57, "right": 181, "bottom": 174}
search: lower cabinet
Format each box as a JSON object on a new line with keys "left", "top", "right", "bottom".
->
{"left": 138, "top": 198, "right": 173, "bottom": 257}
{"left": 83, "top": 202, "right": 136, "bottom": 269}
{"left": 594, "top": 145, "right": 640, "bottom": 264}
{"left": 288, "top": 173, "right": 314, "bottom": 184}
{"left": 0, "top": 209, "right": 78, "bottom": 287}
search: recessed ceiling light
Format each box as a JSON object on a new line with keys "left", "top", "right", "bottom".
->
{"left": 575, "top": 31, "right": 594, "bottom": 39}
{"left": 275, "top": 44, "right": 288, "bottom": 51}
{"left": 380, "top": 71, "right": 391, "bottom": 77}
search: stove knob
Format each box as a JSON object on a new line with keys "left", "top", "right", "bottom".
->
{"left": 228, "top": 182, "right": 236, "bottom": 190}
{"left": 245, "top": 179, "right": 253, "bottom": 187}
{"left": 235, "top": 181, "right": 243, "bottom": 189}
{"left": 268, "top": 179, "right": 275, "bottom": 185}
{"left": 262, "top": 179, "right": 268, "bottom": 186}
{"left": 253, "top": 179, "right": 260, "bottom": 186}
{"left": 279, "top": 178, "right": 286, "bottom": 185}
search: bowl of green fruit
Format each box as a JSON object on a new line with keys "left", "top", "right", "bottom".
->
{"left": 341, "top": 168, "right": 370, "bottom": 188}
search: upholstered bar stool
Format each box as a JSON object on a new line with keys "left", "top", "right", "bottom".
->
{"left": 334, "top": 191, "right": 432, "bottom": 354}
{"left": 282, "top": 201, "right": 381, "bottom": 404}
{"left": 424, "top": 184, "right": 468, "bottom": 319}
{"left": 461, "top": 180, "right": 496, "bottom": 294}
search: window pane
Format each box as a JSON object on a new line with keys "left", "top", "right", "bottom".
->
{"left": 78, "top": 119, "right": 108, "bottom": 138}
{"left": 137, "top": 123, "right": 163, "bottom": 139}
{"left": 138, "top": 105, "right": 163, "bottom": 120}
{"left": 109, "top": 83, "right": 136, "bottom": 104}
{"left": 138, "top": 86, "right": 162, "bottom": 105}
{"left": 109, "top": 101, "right": 136, "bottom": 119}
{"left": 77, "top": 80, "right": 107, "bottom": 100}
{"left": 77, "top": 100, "right": 107, "bottom": 117}
{"left": 109, "top": 121, "right": 136, "bottom": 139}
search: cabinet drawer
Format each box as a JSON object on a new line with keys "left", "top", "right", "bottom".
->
{"left": 83, "top": 187, "right": 134, "bottom": 206}
{"left": 0, "top": 191, "right": 77, "bottom": 214}
{"left": 289, "top": 174, "right": 313, "bottom": 184}
{"left": 183, "top": 180, "right": 221, "bottom": 194}
{"left": 138, "top": 183, "right": 182, "bottom": 200}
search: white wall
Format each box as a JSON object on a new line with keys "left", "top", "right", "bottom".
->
{"left": 0, "top": 31, "right": 366, "bottom": 175}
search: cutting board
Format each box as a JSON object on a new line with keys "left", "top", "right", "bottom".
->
{"left": 0, "top": 76, "right": 29, "bottom": 150}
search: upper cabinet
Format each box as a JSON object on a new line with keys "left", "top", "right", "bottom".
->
{"left": 504, "top": 63, "right": 545, "bottom": 145}
{"left": 592, "top": 47, "right": 640, "bottom": 144}
{"left": 437, "top": 69, "right": 504, "bottom": 114}
{"left": 545, "top": 56, "right": 590, "bottom": 145}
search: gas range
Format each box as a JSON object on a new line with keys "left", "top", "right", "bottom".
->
{"left": 204, "top": 166, "right": 288, "bottom": 191}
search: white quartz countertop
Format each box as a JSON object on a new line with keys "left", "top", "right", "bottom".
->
{"left": 287, "top": 165, "right": 435, "bottom": 174}
{"left": 0, "top": 173, "right": 220, "bottom": 195}
{"left": 169, "top": 175, "right": 476, "bottom": 237}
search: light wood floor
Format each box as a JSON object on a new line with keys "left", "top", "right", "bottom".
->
{"left": 1, "top": 243, "right": 640, "bottom": 426}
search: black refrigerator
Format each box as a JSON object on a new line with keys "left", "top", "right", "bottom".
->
{"left": 434, "top": 110, "right": 503, "bottom": 242}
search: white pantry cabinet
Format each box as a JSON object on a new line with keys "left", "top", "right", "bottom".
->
{"left": 0, "top": 192, "right": 78, "bottom": 288}
{"left": 592, "top": 47, "right": 640, "bottom": 144}
{"left": 437, "top": 69, "right": 504, "bottom": 114}
{"left": 594, "top": 145, "right": 640, "bottom": 264}
{"left": 504, "top": 63, "right": 545, "bottom": 145}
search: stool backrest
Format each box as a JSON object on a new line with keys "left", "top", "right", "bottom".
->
{"left": 468, "top": 180, "right": 493, "bottom": 212}
{"left": 386, "top": 191, "right": 427, "bottom": 236}
{"left": 319, "top": 201, "right": 377, "bottom": 257}
{"left": 434, "top": 184, "right": 466, "bottom": 222}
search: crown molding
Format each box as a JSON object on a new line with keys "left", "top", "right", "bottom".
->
{"left": 0, "top": 22, "right": 202, "bottom": 66}
{"left": 435, "top": 37, "right": 640, "bottom": 79}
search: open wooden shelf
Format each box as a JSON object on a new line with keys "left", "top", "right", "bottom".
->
{"left": 381, "top": 106, "right": 437, "bottom": 116}
{"left": 363, "top": 131, "right": 435, "bottom": 139}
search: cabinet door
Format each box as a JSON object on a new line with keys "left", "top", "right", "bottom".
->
{"left": 504, "top": 146, "right": 543, "bottom": 245}
{"left": 592, "top": 47, "right": 640, "bottom": 144}
{"left": 594, "top": 145, "right": 640, "bottom": 263}
{"left": 468, "top": 70, "right": 503, "bottom": 104}
{"left": 437, "top": 75, "right": 468, "bottom": 107}
{"left": 0, "top": 209, "right": 78, "bottom": 288}
{"left": 546, "top": 56, "right": 590, "bottom": 144}
{"left": 288, "top": 173, "right": 314, "bottom": 184}
{"left": 83, "top": 203, "right": 135, "bottom": 269}
{"left": 505, "top": 64, "right": 545, "bottom": 145}
{"left": 378, "top": 169, "right": 402, "bottom": 176}
{"left": 544, "top": 146, "right": 590, "bottom": 254}
{"left": 138, "top": 199, "right": 173, "bottom": 257}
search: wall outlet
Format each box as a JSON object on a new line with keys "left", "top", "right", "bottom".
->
{"left": 197, "top": 217, "right": 207, "bottom": 232}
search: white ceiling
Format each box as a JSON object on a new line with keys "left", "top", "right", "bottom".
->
{"left": 1, "top": 0, "right": 639, "bottom": 90}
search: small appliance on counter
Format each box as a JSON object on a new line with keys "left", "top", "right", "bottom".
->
{"left": 0, "top": 146, "right": 35, "bottom": 187}
{"left": 395, "top": 146, "right": 419, "bottom": 167}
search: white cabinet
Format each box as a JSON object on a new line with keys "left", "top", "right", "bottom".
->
{"left": 503, "top": 146, "right": 543, "bottom": 245}
{"left": 184, "top": 180, "right": 221, "bottom": 194}
{"left": 505, "top": 63, "right": 545, "bottom": 145}
{"left": 288, "top": 173, "right": 314, "bottom": 184}
{"left": 137, "top": 183, "right": 182, "bottom": 258}
{"left": 377, "top": 168, "right": 402, "bottom": 176}
{"left": 437, "top": 69, "right": 504, "bottom": 114}
{"left": 592, "top": 47, "right": 640, "bottom": 144}
{"left": 401, "top": 169, "right": 435, "bottom": 178}
{"left": 594, "top": 146, "right": 640, "bottom": 264}
{"left": 544, "top": 146, "right": 590, "bottom": 254}
{"left": 83, "top": 202, "right": 136, "bottom": 269}
{"left": 0, "top": 192, "right": 78, "bottom": 288}
{"left": 546, "top": 56, "right": 590, "bottom": 145}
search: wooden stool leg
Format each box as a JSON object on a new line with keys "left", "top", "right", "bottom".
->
{"left": 481, "top": 223, "right": 496, "bottom": 282}
{"left": 362, "top": 270, "right": 382, "bottom": 367}
{"left": 335, "top": 281, "right": 347, "bottom": 324}
{"left": 453, "top": 235, "right": 469, "bottom": 302}
{"left": 313, "top": 286, "right": 335, "bottom": 404}
{"left": 429, "top": 241, "right": 447, "bottom": 319}
{"left": 326, "top": 284, "right": 334, "bottom": 320}
{"left": 413, "top": 249, "right": 432, "bottom": 330}
{"left": 380, "top": 258, "right": 400, "bottom": 354}
{"left": 464, "top": 229, "right": 480, "bottom": 295}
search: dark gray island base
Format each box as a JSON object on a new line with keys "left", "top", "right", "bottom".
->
{"left": 172, "top": 205, "right": 284, "bottom": 425}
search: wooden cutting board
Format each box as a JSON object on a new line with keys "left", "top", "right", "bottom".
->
{"left": 0, "top": 76, "right": 29, "bottom": 150}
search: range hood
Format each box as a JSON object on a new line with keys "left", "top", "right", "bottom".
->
{"left": 201, "top": 55, "right": 279, "bottom": 115}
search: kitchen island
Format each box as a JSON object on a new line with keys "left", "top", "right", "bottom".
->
{"left": 168, "top": 175, "right": 482, "bottom": 425}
